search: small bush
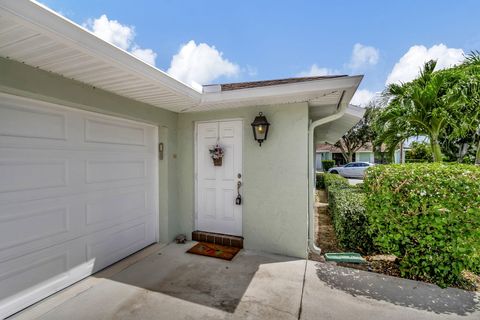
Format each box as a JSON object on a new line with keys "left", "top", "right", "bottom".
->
{"left": 321, "top": 160, "right": 335, "bottom": 172}
{"left": 324, "top": 173, "right": 350, "bottom": 191}
{"left": 364, "top": 163, "right": 480, "bottom": 287}
{"left": 316, "top": 172, "right": 325, "bottom": 189}
{"left": 323, "top": 174, "right": 373, "bottom": 253}
{"left": 328, "top": 187, "right": 374, "bottom": 253}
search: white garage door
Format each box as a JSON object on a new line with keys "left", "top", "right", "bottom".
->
{"left": 0, "top": 93, "right": 158, "bottom": 318}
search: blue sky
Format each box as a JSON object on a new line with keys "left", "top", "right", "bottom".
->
{"left": 40, "top": 0, "right": 480, "bottom": 105}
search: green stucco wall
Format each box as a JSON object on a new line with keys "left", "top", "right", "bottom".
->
{"left": 0, "top": 57, "right": 180, "bottom": 243}
{"left": 0, "top": 57, "right": 309, "bottom": 258}
{"left": 177, "top": 104, "right": 309, "bottom": 258}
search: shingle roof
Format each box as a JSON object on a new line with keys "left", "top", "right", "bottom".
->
{"left": 316, "top": 143, "right": 387, "bottom": 153}
{"left": 316, "top": 143, "right": 375, "bottom": 153}
{"left": 205, "top": 75, "right": 348, "bottom": 91}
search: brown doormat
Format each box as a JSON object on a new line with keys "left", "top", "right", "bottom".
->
{"left": 187, "top": 242, "right": 241, "bottom": 261}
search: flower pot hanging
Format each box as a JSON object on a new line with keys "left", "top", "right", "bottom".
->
{"left": 213, "top": 157, "right": 223, "bottom": 166}
{"left": 209, "top": 144, "right": 224, "bottom": 167}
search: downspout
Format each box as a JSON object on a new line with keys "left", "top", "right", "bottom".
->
{"left": 307, "top": 91, "right": 347, "bottom": 255}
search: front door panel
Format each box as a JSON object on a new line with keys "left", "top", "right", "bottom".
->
{"left": 196, "top": 120, "right": 242, "bottom": 236}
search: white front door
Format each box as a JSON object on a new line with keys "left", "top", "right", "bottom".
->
{"left": 196, "top": 120, "right": 243, "bottom": 236}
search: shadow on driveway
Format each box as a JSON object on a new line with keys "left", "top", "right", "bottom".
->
{"left": 315, "top": 262, "right": 479, "bottom": 316}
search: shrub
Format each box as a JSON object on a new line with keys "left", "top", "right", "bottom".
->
{"left": 364, "top": 163, "right": 480, "bottom": 287}
{"left": 323, "top": 173, "right": 374, "bottom": 253}
{"left": 324, "top": 173, "right": 350, "bottom": 191}
{"left": 321, "top": 160, "right": 335, "bottom": 172}
{"left": 316, "top": 172, "right": 325, "bottom": 189}
{"left": 328, "top": 187, "right": 374, "bottom": 253}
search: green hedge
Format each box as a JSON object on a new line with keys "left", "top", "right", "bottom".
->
{"left": 324, "top": 173, "right": 350, "bottom": 191}
{"left": 364, "top": 163, "right": 480, "bottom": 287}
{"left": 321, "top": 160, "right": 335, "bottom": 172}
{"left": 316, "top": 172, "right": 325, "bottom": 189}
{"left": 323, "top": 173, "right": 373, "bottom": 253}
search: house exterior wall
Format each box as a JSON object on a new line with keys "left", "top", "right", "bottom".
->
{"left": 0, "top": 57, "right": 309, "bottom": 258}
{"left": 0, "top": 57, "right": 180, "bottom": 243}
{"left": 177, "top": 103, "right": 309, "bottom": 258}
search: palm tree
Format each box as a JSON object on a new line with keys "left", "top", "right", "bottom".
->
{"left": 383, "top": 60, "right": 449, "bottom": 162}
{"left": 451, "top": 51, "right": 480, "bottom": 165}
{"left": 376, "top": 54, "right": 480, "bottom": 163}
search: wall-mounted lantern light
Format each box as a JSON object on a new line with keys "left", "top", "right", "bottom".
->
{"left": 251, "top": 112, "right": 270, "bottom": 146}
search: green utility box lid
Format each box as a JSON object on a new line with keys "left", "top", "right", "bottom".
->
{"left": 324, "top": 252, "right": 365, "bottom": 264}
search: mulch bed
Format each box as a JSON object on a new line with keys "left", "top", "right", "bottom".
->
{"left": 314, "top": 190, "right": 343, "bottom": 253}
{"left": 338, "top": 256, "right": 401, "bottom": 278}
{"left": 313, "top": 189, "right": 402, "bottom": 279}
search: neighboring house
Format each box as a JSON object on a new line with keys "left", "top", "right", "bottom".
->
{"left": 0, "top": 1, "right": 363, "bottom": 317}
{"left": 316, "top": 143, "right": 375, "bottom": 170}
{"left": 394, "top": 137, "right": 427, "bottom": 163}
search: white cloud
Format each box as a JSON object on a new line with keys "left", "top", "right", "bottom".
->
{"left": 351, "top": 89, "right": 377, "bottom": 107}
{"left": 130, "top": 47, "right": 157, "bottom": 66}
{"left": 84, "top": 14, "right": 157, "bottom": 66}
{"left": 386, "top": 44, "right": 464, "bottom": 85}
{"left": 167, "top": 40, "right": 240, "bottom": 85}
{"left": 297, "top": 43, "right": 379, "bottom": 77}
{"left": 297, "top": 64, "right": 337, "bottom": 77}
{"left": 84, "top": 14, "right": 134, "bottom": 50}
{"left": 348, "top": 43, "right": 379, "bottom": 69}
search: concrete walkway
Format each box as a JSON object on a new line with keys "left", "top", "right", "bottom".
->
{"left": 12, "top": 243, "right": 480, "bottom": 320}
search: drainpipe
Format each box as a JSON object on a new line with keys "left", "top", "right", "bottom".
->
{"left": 307, "top": 91, "right": 347, "bottom": 255}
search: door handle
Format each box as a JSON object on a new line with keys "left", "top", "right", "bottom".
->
{"left": 236, "top": 181, "right": 242, "bottom": 205}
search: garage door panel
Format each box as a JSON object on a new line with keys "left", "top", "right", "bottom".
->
{"left": 0, "top": 159, "right": 68, "bottom": 194}
{"left": 84, "top": 117, "right": 146, "bottom": 146}
{"left": 0, "top": 93, "right": 158, "bottom": 318}
{"left": 0, "top": 186, "right": 154, "bottom": 263}
{"left": 0, "top": 152, "right": 76, "bottom": 205}
{"left": 0, "top": 238, "right": 87, "bottom": 318}
{"left": 0, "top": 195, "right": 84, "bottom": 262}
{"left": 86, "top": 159, "right": 146, "bottom": 184}
{"left": 81, "top": 115, "right": 158, "bottom": 154}
{"left": 0, "top": 252, "right": 69, "bottom": 301}
{"left": 83, "top": 184, "right": 155, "bottom": 235}
{"left": 0, "top": 151, "right": 154, "bottom": 205}
{"left": 0, "top": 97, "right": 67, "bottom": 141}
{"left": 86, "top": 219, "right": 154, "bottom": 272}
{"left": 0, "top": 238, "right": 85, "bottom": 302}
{"left": 85, "top": 188, "right": 148, "bottom": 227}
{"left": 0, "top": 205, "right": 70, "bottom": 253}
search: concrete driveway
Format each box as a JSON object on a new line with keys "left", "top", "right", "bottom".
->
{"left": 12, "top": 243, "right": 480, "bottom": 320}
{"left": 348, "top": 178, "right": 363, "bottom": 185}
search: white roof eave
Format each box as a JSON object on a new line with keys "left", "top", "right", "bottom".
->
{"left": 314, "top": 104, "right": 366, "bottom": 144}
{"left": 0, "top": 0, "right": 201, "bottom": 112}
{"left": 183, "top": 75, "right": 363, "bottom": 112}
{"left": 0, "top": 1, "right": 364, "bottom": 116}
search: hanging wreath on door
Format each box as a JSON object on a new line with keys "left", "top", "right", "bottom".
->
{"left": 209, "top": 144, "right": 225, "bottom": 166}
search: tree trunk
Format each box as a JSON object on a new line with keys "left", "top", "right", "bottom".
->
{"left": 430, "top": 136, "right": 443, "bottom": 162}
{"left": 399, "top": 141, "right": 404, "bottom": 164}
{"left": 348, "top": 152, "right": 353, "bottom": 163}
{"left": 476, "top": 139, "right": 480, "bottom": 166}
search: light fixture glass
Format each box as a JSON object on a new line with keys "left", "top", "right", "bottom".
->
{"left": 251, "top": 112, "right": 270, "bottom": 146}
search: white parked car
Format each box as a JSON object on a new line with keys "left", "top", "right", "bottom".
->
{"left": 328, "top": 162, "right": 375, "bottom": 178}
